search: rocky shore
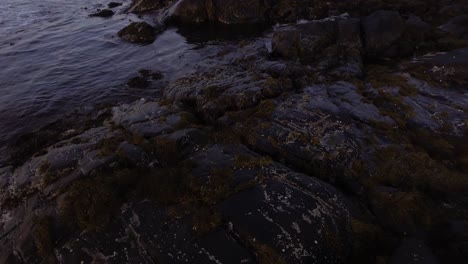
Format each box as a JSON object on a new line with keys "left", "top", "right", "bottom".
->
{"left": 1, "top": 0, "right": 467, "bottom": 263}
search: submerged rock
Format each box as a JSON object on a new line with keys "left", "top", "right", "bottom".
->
{"left": 108, "top": 2, "right": 122, "bottom": 8}
{"left": 89, "top": 9, "right": 115, "bottom": 18}
{"left": 117, "top": 22, "right": 160, "bottom": 44}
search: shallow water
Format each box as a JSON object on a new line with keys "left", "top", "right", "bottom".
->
{"left": 0, "top": 0, "right": 204, "bottom": 161}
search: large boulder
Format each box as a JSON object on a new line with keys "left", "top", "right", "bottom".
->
{"left": 362, "top": 10, "right": 405, "bottom": 58}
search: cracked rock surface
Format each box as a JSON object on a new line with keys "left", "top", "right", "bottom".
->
{"left": 1, "top": 0, "right": 468, "bottom": 263}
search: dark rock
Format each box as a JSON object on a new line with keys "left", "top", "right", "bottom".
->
{"left": 89, "top": 9, "right": 115, "bottom": 18}
{"left": 118, "top": 141, "right": 148, "bottom": 165}
{"left": 241, "top": 94, "right": 362, "bottom": 186}
{"left": 166, "top": 0, "right": 306, "bottom": 24}
{"left": 440, "top": 15, "right": 468, "bottom": 39}
{"left": 211, "top": 0, "right": 266, "bottom": 24}
{"left": 405, "top": 15, "right": 432, "bottom": 42}
{"left": 127, "top": 76, "right": 149, "bottom": 88}
{"left": 272, "top": 15, "right": 364, "bottom": 77}
{"left": 138, "top": 69, "right": 163, "bottom": 80}
{"left": 362, "top": 10, "right": 405, "bottom": 58}
{"left": 129, "top": 0, "right": 174, "bottom": 13}
{"left": 439, "top": 4, "right": 468, "bottom": 20}
{"left": 53, "top": 144, "right": 352, "bottom": 264}
{"left": 108, "top": 2, "right": 122, "bottom": 8}
{"left": 117, "top": 22, "right": 160, "bottom": 44}
{"left": 127, "top": 70, "right": 163, "bottom": 88}
{"left": 390, "top": 238, "right": 439, "bottom": 264}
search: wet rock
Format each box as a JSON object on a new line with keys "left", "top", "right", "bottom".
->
{"left": 138, "top": 69, "right": 163, "bottom": 80}
{"left": 162, "top": 43, "right": 285, "bottom": 122}
{"left": 161, "top": 128, "right": 209, "bottom": 156}
{"left": 117, "top": 22, "right": 160, "bottom": 44}
{"left": 127, "top": 69, "right": 163, "bottom": 88}
{"left": 129, "top": 0, "right": 174, "bottom": 13}
{"left": 89, "top": 9, "right": 115, "bottom": 18}
{"left": 303, "top": 82, "right": 394, "bottom": 125}
{"left": 440, "top": 15, "right": 468, "bottom": 39}
{"left": 118, "top": 142, "right": 148, "bottom": 166}
{"left": 211, "top": 0, "right": 266, "bottom": 24}
{"left": 167, "top": 0, "right": 312, "bottom": 24}
{"left": 241, "top": 96, "right": 362, "bottom": 185}
{"left": 362, "top": 10, "right": 405, "bottom": 58}
{"left": 195, "top": 145, "right": 352, "bottom": 263}
{"left": 127, "top": 76, "right": 149, "bottom": 88}
{"left": 111, "top": 99, "right": 194, "bottom": 137}
{"left": 108, "top": 2, "right": 122, "bottom": 8}
{"left": 168, "top": 0, "right": 265, "bottom": 24}
{"left": 53, "top": 144, "right": 352, "bottom": 264}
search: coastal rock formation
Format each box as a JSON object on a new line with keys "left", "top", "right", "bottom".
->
{"left": 2, "top": 0, "right": 468, "bottom": 263}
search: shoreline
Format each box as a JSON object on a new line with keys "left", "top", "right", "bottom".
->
{"left": 1, "top": 0, "right": 467, "bottom": 263}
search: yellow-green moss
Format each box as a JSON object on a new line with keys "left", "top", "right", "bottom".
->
{"left": 33, "top": 217, "right": 56, "bottom": 263}
{"left": 366, "top": 65, "right": 418, "bottom": 96}
{"left": 371, "top": 191, "right": 432, "bottom": 229}
{"left": 233, "top": 154, "right": 272, "bottom": 169}
{"left": 374, "top": 147, "right": 468, "bottom": 195}
{"left": 59, "top": 177, "right": 117, "bottom": 231}
{"left": 253, "top": 99, "right": 276, "bottom": 119}
{"left": 251, "top": 241, "right": 286, "bottom": 264}
{"left": 192, "top": 207, "right": 222, "bottom": 235}
{"left": 97, "top": 137, "right": 122, "bottom": 156}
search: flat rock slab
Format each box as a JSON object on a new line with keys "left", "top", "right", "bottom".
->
{"left": 55, "top": 144, "right": 351, "bottom": 264}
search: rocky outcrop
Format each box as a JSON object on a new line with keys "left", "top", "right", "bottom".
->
{"left": 272, "top": 14, "right": 363, "bottom": 77}
{"left": 2, "top": 1, "right": 468, "bottom": 263}
{"left": 0, "top": 97, "right": 352, "bottom": 263}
